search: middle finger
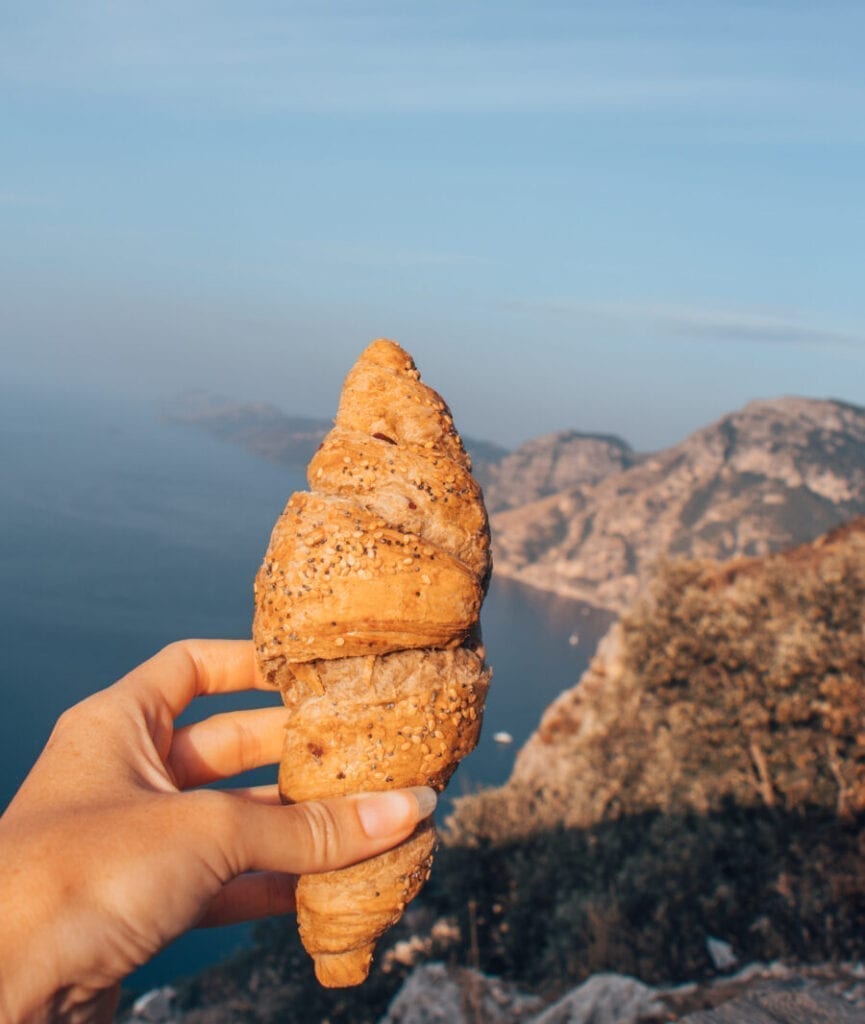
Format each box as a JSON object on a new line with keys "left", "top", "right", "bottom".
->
{"left": 168, "top": 707, "right": 287, "bottom": 789}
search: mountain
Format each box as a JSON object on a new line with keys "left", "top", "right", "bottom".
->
{"left": 492, "top": 397, "right": 865, "bottom": 611}
{"left": 163, "top": 393, "right": 865, "bottom": 615}
{"left": 161, "top": 391, "right": 508, "bottom": 475}
{"left": 478, "top": 429, "right": 637, "bottom": 514}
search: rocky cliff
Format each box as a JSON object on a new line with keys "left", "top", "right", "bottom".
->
{"left": 492, "top": 397, "right": 865, "bottom": 611}
{"left": 448, "top": 517, "right": 865, "bottom": 842}
{"left": 429, "top": 521, "right": 865, "bottom": 1001}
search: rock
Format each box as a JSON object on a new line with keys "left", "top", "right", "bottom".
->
{"left": 526, "top": 973, "right": 665, "bottom": 1023}
{"left": 705, "top": 938, "right": 737, "bottom": 972}
{"left": 131, "top": 986, "right": 178, "bottom": 1022}
{"left": 677, "top": 977, "right": 865, "bottom": 1023}
{"left": 378, "top": 964, "right": 865, "bottom": 1024}
{"left": 378, "top": 962, "right": 543, "bottom": 1024}
{"left": 376, "top": 963, "right": 865, "bottom": 1024}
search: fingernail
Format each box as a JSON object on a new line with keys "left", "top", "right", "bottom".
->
{"left": 356, "top": 787, "right": 437, "bottom": 838}
{"left": 409, "top": 785, "right": 437, "bottom": 819}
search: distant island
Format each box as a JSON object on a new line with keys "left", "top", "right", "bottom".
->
{"left": 159, "top": 390, "right": 509, "bottom": 475}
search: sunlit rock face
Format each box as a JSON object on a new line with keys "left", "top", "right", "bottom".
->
{"left": 491, "top": 397, "right": 865, "bottom": 612}
{"left": 477, "top": 429, "right": 637, "bottom": 514}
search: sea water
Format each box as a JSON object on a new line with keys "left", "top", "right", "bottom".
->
{"left": 0, "top": 381, "right": 612, "bottom": 989}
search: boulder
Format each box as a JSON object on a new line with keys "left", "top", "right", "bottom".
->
{"left": 378, "top": 962, "right": 542, "bottom": 1024}
{"left": 527, "top": 973, "right": 665, "bottom": 1023}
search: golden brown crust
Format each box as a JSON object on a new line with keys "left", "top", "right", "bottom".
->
{"left": 253, "top": 492, "right": 482, "bottom": 670}
{"left": 278, "top": 647, "right": 491, "bottom": 801}
{"left": 252, "top": 339, "right": 490, "bottom": 987}
{"left": 335, "top": 340, "right": 470, "bottom": 471}
{"left": 309, "top": 428, "right": 490, "bottom": 581}
{"left": 298, "top": 821, "right": 437, "bottom": 987}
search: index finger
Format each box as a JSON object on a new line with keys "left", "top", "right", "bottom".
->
{"left": 120, "top": 639, "right": 277, "bottom": 719}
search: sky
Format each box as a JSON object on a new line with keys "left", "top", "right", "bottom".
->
{"left": 2, "top": 1, "right": 865, "bottom": 451}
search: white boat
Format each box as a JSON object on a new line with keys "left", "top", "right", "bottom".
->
{"left": 493, "top": 731, "right": 514, "bottom": 745}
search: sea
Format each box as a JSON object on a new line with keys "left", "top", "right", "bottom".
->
{"left": 0, "top": 379, "right": 613, "bottom": 991}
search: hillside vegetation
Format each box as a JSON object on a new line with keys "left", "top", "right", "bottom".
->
{"left": 449, "top": 518, "right": 865, "bottom": 841}
{"left": 435, "top": 520, "right": 865, "bottom": 988}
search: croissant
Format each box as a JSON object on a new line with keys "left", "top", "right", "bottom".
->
{"left": 253, "top": 339, "right": 492, "bottom": 987}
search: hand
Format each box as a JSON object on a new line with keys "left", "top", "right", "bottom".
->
{"left": 0, "top": 640, "right": 435, "bottom": 1024}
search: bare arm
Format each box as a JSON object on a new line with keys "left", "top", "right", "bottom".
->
{"left": 0, "top": 640, "right": 434, "bottom": 1023}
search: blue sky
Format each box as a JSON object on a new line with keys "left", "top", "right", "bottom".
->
{"left": 2, "top": 1, "right": 865, "bottom": 449}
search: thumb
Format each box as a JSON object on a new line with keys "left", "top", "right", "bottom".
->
{"left": 227, "top": 787, "right": 437, "bottom": 876}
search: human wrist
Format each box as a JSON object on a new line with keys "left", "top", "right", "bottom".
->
{"left": 0, "top": 827, "right": 67, "bottom": 1023}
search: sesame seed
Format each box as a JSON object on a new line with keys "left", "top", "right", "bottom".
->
{"left": 334, "top": 637, "right": 345, "bottom": 647}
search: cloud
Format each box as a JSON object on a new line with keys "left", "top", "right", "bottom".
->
{"left": 2, "top": 1, "right": 863, "bottom": 133}
{"left": 643, "top": 305, "right": 865, "bottom": 349}
{"left": 507, "top": 297, "right": 865, "bottom": 351}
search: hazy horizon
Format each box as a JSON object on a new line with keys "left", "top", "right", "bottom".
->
{"left": 3, "top": 2, "right": 865, "bottom": 450}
